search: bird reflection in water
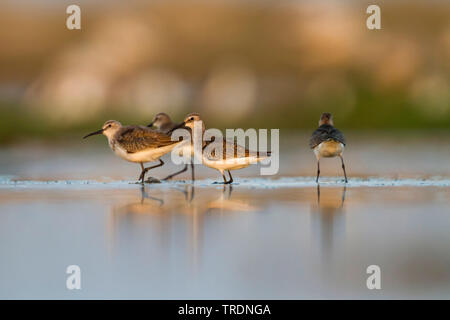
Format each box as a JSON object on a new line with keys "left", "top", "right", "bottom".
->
{"left": 107, "top": 185, "right": 171, "bottom": 259}
{"left": 206, "top": 186, "right": 260, "bottom": 214}
{"left": 180, "top": 185, "right": 260, "bottom": 271}
{"left": 310, "top": 185, "right": 347, "bottom": 276}
{"left": 107, "top": 184, "right": 257, "bottom": 273}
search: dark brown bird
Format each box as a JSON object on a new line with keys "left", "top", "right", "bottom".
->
{"left": 309, "top": 113, "right": 348, "bottom": 183}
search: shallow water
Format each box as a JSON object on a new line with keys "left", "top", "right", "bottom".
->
{"left": 0, "top": 135, "right": 449, "bottom": 299}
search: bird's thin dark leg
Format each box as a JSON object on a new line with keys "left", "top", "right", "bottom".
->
{"left": 213, "top": 171, "right": 228, "bottom": 184}
{"left": 224, "top": 170, "right": 233, "bottom": 185}
{"left": 316, "top": 160, "right": 320, "bottom": 183}
{"left": 339, "top": 155, "right": 348, "bottom": 183}
{"left": 162, "top": 164, "right": 187, "bottom": 181}
{"left": 141, "top": 159, "right": 165, "bottom": 182}
{"left": 190, "top": 162, "right": 195, "bottom": 182}
{"left": 139, "top": 162, "right": 146, "bottom": 184}
{"left": 145, "top": 159, "right": 165, "bottom": 173}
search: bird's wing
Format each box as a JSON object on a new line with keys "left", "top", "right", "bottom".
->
{"left": 331, "top": 127, "right": 346, "bottom": 145}
{"left": 204, "top": 138, "right": 270, "bottom": 160}
{"left": 309, "top": 125, "right": 346, "bottom": 149}
{"left": 116, "top": 126, "right": 179, "bottom": 153}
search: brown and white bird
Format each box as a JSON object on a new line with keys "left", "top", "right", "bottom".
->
{"left": 173, "top": 113, "right": 271, "bottom": 184}
{"left": 83, "top": 120, "right": 181, "bottom": 183}
{"left": 309, "top": 113, "right": 348, "bottom": 183}
{"left": 147, "top": 113, "right": 195, "bottom": 182}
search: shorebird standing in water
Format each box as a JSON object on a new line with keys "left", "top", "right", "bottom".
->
{"left": 173, "top": 113, "right": 271, "bottom": 184}
{"left": 83, "top": 120, "right": 181, "bottom": 184}
{"left": 309, "top": 113, "right": 348, "bottom": 183}
{"left": 147, "top": 112, "right": 195, "bottom": 182}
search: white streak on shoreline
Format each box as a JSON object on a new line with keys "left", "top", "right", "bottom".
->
{"left": 1, "top": 176, "right": 450, "bottom": 190}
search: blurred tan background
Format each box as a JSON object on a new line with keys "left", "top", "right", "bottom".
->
{"left": 1, "top": 0, "right": 449, "bottom": 144}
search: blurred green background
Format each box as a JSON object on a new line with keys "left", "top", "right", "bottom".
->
{"left": 1, "top": 0, "right": 449, "bottom": 144}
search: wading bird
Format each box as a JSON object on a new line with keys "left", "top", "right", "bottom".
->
{"left": 172, "top": 113, "right": 271, "bottom": 184}
{"left": 309, "top": 113, "right": 348, "bottom": 183}
{"left": 147, "top": 113, "right": 195, "bottom": 182}
{"left": 83, "top": 120, "right": 181, "bottom": 183}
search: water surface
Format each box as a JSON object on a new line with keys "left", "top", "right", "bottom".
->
{"left": 0, "top": 136, "right": 449, "bottom": 299}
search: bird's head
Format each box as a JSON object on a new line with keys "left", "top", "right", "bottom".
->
{"left": 169, "top": 112, "right": 204, "bottom": 133}
{"left": 83, "top": 120, "right": 122, "bottom": 139}
{"left": 148, "top": 112, "right": 172, "bottom": 129}
{"left": 319, "top": 113, "right": 334, "bottom": 126}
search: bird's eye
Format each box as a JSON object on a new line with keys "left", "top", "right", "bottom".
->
{"left": 108, "top": 125, "right": 112, "bottom": 128}
{"left": 190, "top": 117, "right": 194, "bottom": 120}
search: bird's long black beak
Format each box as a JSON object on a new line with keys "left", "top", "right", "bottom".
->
{"left": 83, "top": 129, "right": 104, "bottom": 139}
{"left": 167, "top": 121, "right": 186, "bottom": 134}
{"left": 147, "top": 121, "right": 154, "bottom": 128}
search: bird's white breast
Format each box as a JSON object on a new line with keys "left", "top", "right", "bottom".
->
{"left": 202, "top": 156, "right": 260, "bottom": 171}
{"left": 199, "top": 140, "right": 267, "bottom": 172}
{"left": 111, "top": 141, "right": 181, "bottom": 163}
